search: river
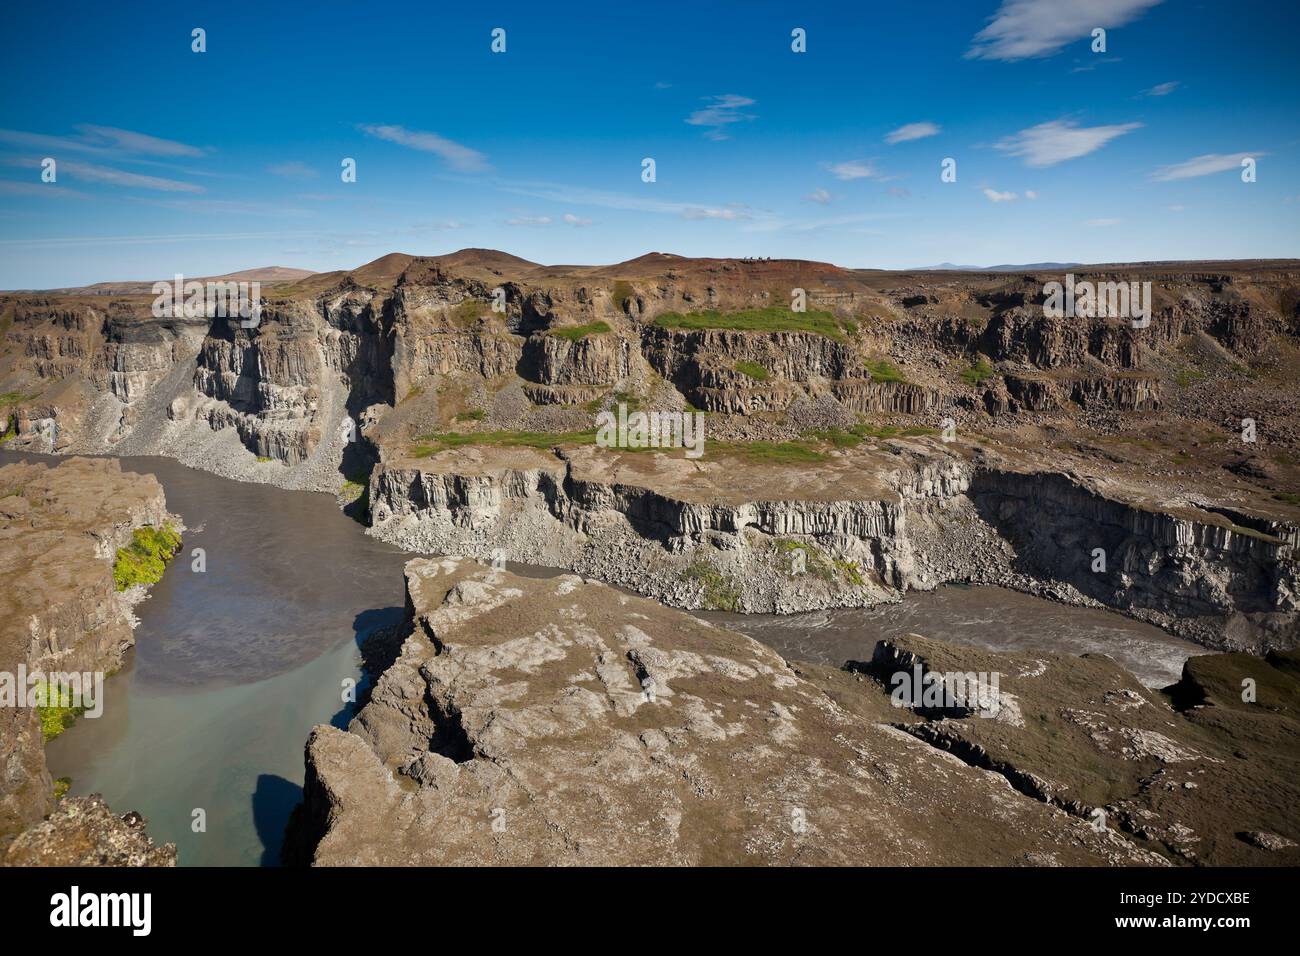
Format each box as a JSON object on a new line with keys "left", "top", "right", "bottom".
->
{"left": 4, "top": 450, "right": 1205, "bottom": 866}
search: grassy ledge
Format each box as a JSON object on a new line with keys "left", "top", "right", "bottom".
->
{"left": 653, "top": 306, "right": 852, "bottom": 340}
{"left": 548, "top": 321, "right": 612, "bottom": 341}
{"left": 112, "top": 524, "right": 182, "bottom": 591}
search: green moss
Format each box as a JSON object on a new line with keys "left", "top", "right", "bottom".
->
{"left": 412, "top": 429, "right": 597, "bottom": 456}
{"left": 959, "top": 358, "right": 997, "bottom": 386}
{"left": 865, "top": 359, "right": 907, "bottom": 383}
{"left": 53, "top": 777, "right": 71, "bottom": 800}
{"left": 734, "top": 360, "right": 771, "bottom": 382}
{"left": 611, "top": 280, "right": 634, "bottom": 310}
{"left": 255, "top": 455, "right": 273, "bottom": 463}
{"left": 1273, "top": 492, "right": 1300, "bottom": 506}
{"left": 0, "top": 414, "right": 15, "bottom": 445}
{"left": 773, "top": 538, "right": 866, "bottom": 586}
{"left": 548, "top": 321, "right": 612, "bottom": 341}
{"left": 653, "top": 306, "right": 851, "bottom": 340}
{"left": 112, "top": 524, "right": 182, "bottom": 591}
{"left": 709, "top": 440, "right": 827, "bottom": 465}
{"left": 36, "top": 682, "right": 89, "bottom": 742}
{"left": 1175, "top": 368, "right": 1207, "bottom": 388}
{"left": 450, "top": 299, "right": 485, "bottom": 327}
{"left": 453, "top": 409, "right": 486, "bottom": 422}
{"left": 682, "top": 561, "right": 740, "bottom": 611}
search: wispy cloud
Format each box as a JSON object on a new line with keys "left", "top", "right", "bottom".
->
{"left": 562, "top": 213, "right": 592, "bottom": 226}
{"left": 1025, "top": 190, "right": 1039, "bottom": 200}
{"left": 4, "top": 157, "right": 203, "bottom": 192}
{"left": 268, "top": 161, "right": 318, "bottom": 179}
{"left": 358, "top": 124, "right": 489, "bottom": 172}
{"left": 1086, "top": 217, "right": 1121, "bottom": 226}
{"left": 885, "top": 121, "right": 941, "bottom": 144}
{"left": 1142, "top": 80, "right": 1180, "bottom": 97}
{"left": 506, "top": 215, "right": 553, "bottom": 226}
{"left": 983, "top": 188, "right": 1018, "bottom": 203}
{"left": 681, "top": 206, "right": 750, "bottom": 221}
{"left": 967, "top": 0, "right": 1164, "bottom": 61}
{"left": 804, "top": 188, "right": 834, "bottom": 204}
{"left": 1150, "top": 151, "right": 1262, "bottom": 181}
{"left": 995, "top": 118, "right": 1141, "bottom": 167}
{"left": 685, "top": 94, "right": 756, "bottom": 140}
{"left": 0, "top": 126, "right": 206, "bottom": 159}
{"left": 823, "top": 159, "right": 882, "bottom": 181}
{"left": 0, "top": 180, "right": 90, "bottom": 200}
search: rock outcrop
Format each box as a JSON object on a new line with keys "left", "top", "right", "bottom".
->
{"left": 288, "top": 557, "right": 1165, "bottom": 866}
{"left": 0, "top": 455, "right": 178, "bottom": 861}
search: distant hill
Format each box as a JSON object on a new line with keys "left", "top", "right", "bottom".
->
{"left": 917, "top": 262, "right": 1084, "bottom": 272}
{"left": 38, "top": 267, "right": 317, "bottom": 296}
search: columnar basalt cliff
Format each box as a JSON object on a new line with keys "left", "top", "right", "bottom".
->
{"left": 0, "top": 456, "right": 178, "bottom": 863}
{"left": 2, "top": 253, "right": 1297, "bottom": 648}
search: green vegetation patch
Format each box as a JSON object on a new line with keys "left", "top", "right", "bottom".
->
{"left": 611, "top": 280, "right": 634, "bottom": 309}
{"left": 709, "top": 440, "right": 828, "bottom": 465}
{"left": 733, "top": 360, "right": 771, "bottom": 382}
{"left": 653, "top": 306, "right": 851, "bottom": 340}
{"left": 453, "top": 409, "right": 486, "bottom": 422}
{"left": 681, "top": 561, "right": 741, "bottom": 611}
{"left": 959, "top": 358, "right": 997, "bottom": 387}
{"left": 804, "top": 422, "right": 939, "bottom": 449}
{"left": 36, "top": 682, "right": 89, "bottom": 742}
{"left": 548, "top": 321, "right": 612, "bottom": 341}
{"left": 112, "top": 524, "right": 182, "bottom": 591}
{"left": 412, "top": 429, "right": 597, "bottom": 457}
{"left": 865, "top": 359, "right": 907, "bottom": 383}
{"left": 0, "top": 414, "right": 16, "bottom": 445}
{"left": 773, "top": 538, "right": 865, "bottom": 586}
{"left": 450, "top": 299, "right": 486, "bottom": 327}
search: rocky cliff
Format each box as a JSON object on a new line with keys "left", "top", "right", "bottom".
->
{"left": 0, "top": 455, "right": 177, "bottom": 863}
{"left": 287, "top": 557, "right": 1167, "bottom": 866}
{"left": 290, "top": 557, "right": 1298, "bottom": 866}
{"left": 2, "top": 252, "right": 1296, "bottom": 648}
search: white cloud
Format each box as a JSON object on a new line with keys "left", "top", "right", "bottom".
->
{"left": 1167, "top": 204, "right": 1185, "bottom": 211}
{"left": 1143, "top": 80, "right": 1180, "bottom": 96}
{"left": 53, "top": 159, "right": 203, "bottom": 192}
{"left": 268, "top": 161, "right": 317, "bottom": 179}
{"left": 358, "top": 124, "right": 489, "bottom": 171}
{"left": 1086, "top": 217, "right": 1121, "bottom": 226}
{"left": 681, "top": 206, "right": 749, "bottom": 221}
{"left": 983, "top": 188, "right": 1018, "bottom": 202}
{"left": 1024, "top": 189, "right": 1039, "bottom": 199}
{"left": 967, "top": 0, "right": 1164, "bottom": 61}
{"left": 0, "top": 181, "right": 89, "bottom": 199}
{"left": 1150, "top": 152, "right": 1262, "bottom": 181}
{"left": 804, "top": 188, "right": 834, "bottom": 204}
{"left": 75, "top": 125, "right": 207, "bottom": 157}
{"left": 996, "top": 119, "right": 1142, "bottom": 167}
{"left": 823, "top": 160, "right": 881, "bottom": 181}
{"left": 685, "top": 94, "right": 756, "bottom": 140}
{"left": 562, "top": 213, "right": 592, "bottom": 226}
{"left": 505, "top": 215, "right": 552, "bottom": 226}
{"left": 885, "top": 122, "right": 941, "bottom": 144}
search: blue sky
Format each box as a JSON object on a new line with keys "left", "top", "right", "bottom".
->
{"left": 0, "top": 0, "right": 1296, "bottom": 287}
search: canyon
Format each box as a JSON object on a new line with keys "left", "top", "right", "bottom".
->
{"left": 2, "top": 251, "right": 1296, "bottom": 651}
{"left": 1, "top": 250, "right": 1298, "bottom": 867}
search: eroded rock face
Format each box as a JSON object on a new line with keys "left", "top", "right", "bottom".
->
{"left": 2, "top": 794, "right": 175, "bottom": 867}
{"left": 289, "top": 557, "right": 1163, "bottom": 866}
{"left": 857, "top": 634, "right": 1300, "bottom": 865}
{"left": 0, "top": 456, "right": 177, "bottom": 856}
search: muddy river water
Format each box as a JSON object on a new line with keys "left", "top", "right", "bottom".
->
{"left": 5, "top": 451, "right": 1203, "bottom": 865}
